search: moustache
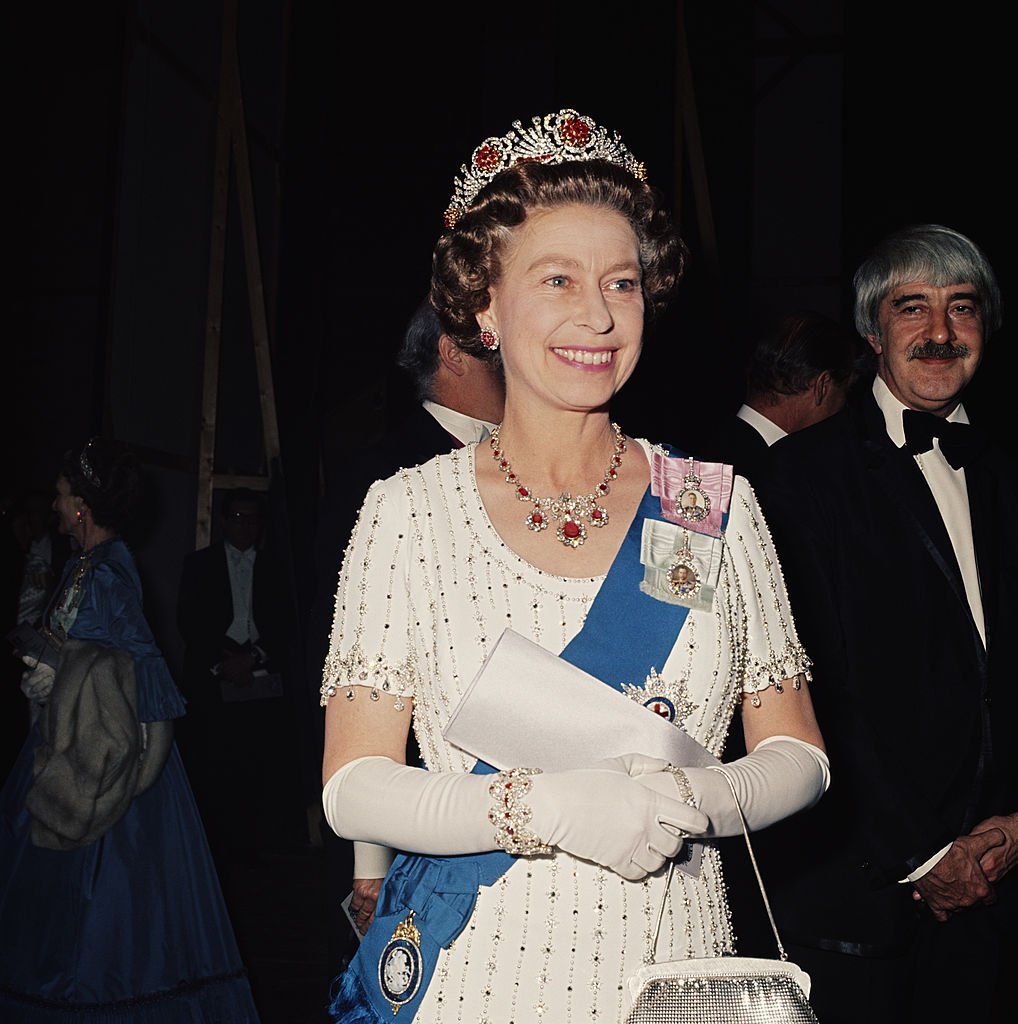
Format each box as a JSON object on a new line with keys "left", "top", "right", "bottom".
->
{"left": 906, "top": 341, "right": 970, "bottom": 361}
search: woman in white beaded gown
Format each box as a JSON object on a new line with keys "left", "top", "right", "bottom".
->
{"left": 320, "top": 109, "right": 829, "bottom": 1024}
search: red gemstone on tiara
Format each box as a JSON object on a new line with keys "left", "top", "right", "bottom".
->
{"left": 474, "top": 143, "right": 502, "bottom": 172}
{"left": 561, "top": 117, "right": 591, "bottom": 147}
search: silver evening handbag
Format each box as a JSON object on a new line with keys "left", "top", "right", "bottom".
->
{"left": 624, "top": 767, "right": 819, "bottom": 1023}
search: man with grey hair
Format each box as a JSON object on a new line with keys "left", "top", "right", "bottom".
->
{"left": 749, "top": 224, "right": 1017, "bottom": 1023}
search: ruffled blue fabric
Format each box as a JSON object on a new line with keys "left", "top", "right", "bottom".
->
{"left": 132, "top": 653, "right": 186, "bottom": 722}
{"left": 0, "top": 971, "right": 256, "bottom": 1023}
{"left": 327, "top": 965, "right": 379, "bottom": 1024}
{"left": 62, "top": 543, "right": 186, "bottom": 722}
{"left": 327, "top": 853, "right": 507, "bottom": 1023}
{"left": 0, "top": 538, "right": 259, "bottom": 1023}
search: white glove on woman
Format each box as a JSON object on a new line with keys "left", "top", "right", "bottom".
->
{"left": 323, "top": 753, "right": 709, "bottom": 881}
{"left": 353, "top": 841, "right": 395, "bottom": 880}
{"left": 20, "top": 657, "right": 56, "bottom": 703}
{"left": 639, "top": 735, "right": 830, "bottom": 837}
{"left": 527, "top": 753, "right": 709, "bottom": 880}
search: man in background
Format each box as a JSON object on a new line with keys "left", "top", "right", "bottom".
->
{"left": 177, "top": 487, "right": 305, "bottom": 868}
{"left": 698, "top": 307, "right": 862, "bottom": 482}
{"left": 750, "top": 224, "right": 1017, "bottom": 1023}
{"left": 307, "top": 298, "right": 504, "bottom": 962}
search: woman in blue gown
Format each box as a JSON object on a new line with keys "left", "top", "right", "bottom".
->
{"left": 0, "top": 438, "right": 260, "bottom": 1023}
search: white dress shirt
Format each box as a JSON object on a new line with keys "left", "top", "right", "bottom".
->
{"left": 423, "top": 400, "right": 498, "bottom": 445}
{"left": 873, "top": 376, "right": 985, "bottom": 644}
{"left": 224, "top": 541, "right": 259, "bottom": 645}
{"left": 737, "top": 403, "right": 788, "bottom": 446}
{"left": 873, "top": 376, "right": 986, "bottom": 882}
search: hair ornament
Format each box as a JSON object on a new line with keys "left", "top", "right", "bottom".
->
{"left": 79, "top": 438, "right": 101, "bottom": 489}
{"left": 443, "top": 109, "right": 648, "bottom": 230}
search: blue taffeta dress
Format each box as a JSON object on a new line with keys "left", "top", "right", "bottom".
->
{"left": 0, "top": 538, "right": 261, "bottom": 1023}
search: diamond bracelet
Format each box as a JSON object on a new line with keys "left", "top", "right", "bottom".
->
{"left": 488, "top": 767, "right": 552, "bottom": 856}
{"left": 664, "top": 764, "right": 697, "bottom": 806}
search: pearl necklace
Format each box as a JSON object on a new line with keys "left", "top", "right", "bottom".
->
{"left": 489, "top": 422, "right": 626, "bottom": 549}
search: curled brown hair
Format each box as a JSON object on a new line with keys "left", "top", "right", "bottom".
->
{"left": 59, "top": 438, "right": 143, "bottom": 533}
{"left": 430, "top": 160, "right": 687, "bottom": 360}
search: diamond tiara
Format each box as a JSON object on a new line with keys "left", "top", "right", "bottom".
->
{"left": 443, "top": 108, "right": 648, "bottom": 230}
{"left": 79, "top": 439, "right": 101, "bottom": 489}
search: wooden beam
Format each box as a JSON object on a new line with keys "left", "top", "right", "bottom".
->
{"left": 195, "top": 0, "right": 237, "bottom": 549}
{"left": 212, "top": 473, "right": 271, "bottom": 491}
{"left": 675, "top": 0, "right": 720, "bottom": 284}
{"left": 223, "top": 21, "right": 282, "bottom": 471}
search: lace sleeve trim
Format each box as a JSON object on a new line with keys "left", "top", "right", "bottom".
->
{"left": 742, "top": 641, "right": 813, "bottom": 706}
{"left": 320, "top": 644, "right": 418, "bottom": 707}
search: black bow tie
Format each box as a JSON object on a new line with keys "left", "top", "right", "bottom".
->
{"left": 902, "top": 409, "right": 982, "bottom": 469}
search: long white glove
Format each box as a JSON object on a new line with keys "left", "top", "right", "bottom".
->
{"left": 323, "top": 753, "right": 709, "bottom": 881}
{"left": 20, "top": 657, "right": 56, "bottom": 703}
{"left": 528, "top": 754, "right": 709, "bottom": 880}
{"left": 353, "top": 841, "right": 395, "bottom": 880}
{"left": 639, "top": 735, "right": 830, "bottom": 837}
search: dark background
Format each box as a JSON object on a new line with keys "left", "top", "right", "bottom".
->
{"left": 5, "top": 0, "right": 1012, "bottom": 784}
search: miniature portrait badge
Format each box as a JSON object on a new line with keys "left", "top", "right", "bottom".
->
{"left": 378, "top": 911, "right": 424, "bottom": 1013}
{"left": 674, "top": 459, "right": 711, "bottom": 524}
{"left": 667, "top": 531, "right": 702, "bottom": 600}
{"left": 639, "top": 518, "right": 720, "bottom": 611}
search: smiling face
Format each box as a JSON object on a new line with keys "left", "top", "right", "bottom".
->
{"left": 867, "top": 281, "right": 985, "bottom": 415}
{"left": 478, "top": 204, "right": 645, "bottom": 418}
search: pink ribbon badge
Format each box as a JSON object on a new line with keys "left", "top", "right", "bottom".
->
{"left": 650, "top": 451, "right": 733, "bottom": 538}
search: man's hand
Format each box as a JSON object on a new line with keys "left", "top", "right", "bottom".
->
{"left": 912, "top": 830, "right": 1004, "bottom": 921}
{"left": 969, "top": 813, "right": 1018, "bottom": 883}
{"left": 350, "top": 877, "right": 383, "bottom": 935}
{"left": 220, "top": 648, "right": 255, "bottom": 685}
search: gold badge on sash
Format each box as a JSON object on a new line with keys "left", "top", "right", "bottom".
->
{"left": 378, "top": 911, "right": 424, "bottom": 1014}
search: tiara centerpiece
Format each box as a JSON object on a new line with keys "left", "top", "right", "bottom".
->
{"left": 443, "top": 108, "right": 647, "bottom": 229}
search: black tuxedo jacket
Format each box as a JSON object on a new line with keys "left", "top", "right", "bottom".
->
{"left": 176, "top": 540, "right": 289, "bottom": 699}
{"left": 748, "top": 387, "right": 1018, "bottom": 955}
{"left": 696, "top": 413, "right": 773, "bottom": 491}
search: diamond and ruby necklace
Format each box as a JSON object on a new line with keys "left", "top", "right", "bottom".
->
{"left": 489, "top": 422, "right": 626, "bottom": 549}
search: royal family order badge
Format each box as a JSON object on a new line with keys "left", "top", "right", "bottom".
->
{"left": 674, "top": 461, "right": 712, "bottom": 524}
{"left": 378, "top": 912, "right": 424, "bottom": 1014}
{"left": 666, "top": 531, "right": 702, "bottom": 599}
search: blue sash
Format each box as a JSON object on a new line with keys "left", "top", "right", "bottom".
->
{"left": 329, "top": 457, "right": 725, "bottom": 1022}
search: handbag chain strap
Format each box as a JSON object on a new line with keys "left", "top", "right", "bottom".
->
{"left": 650, "top": 765, "right": 788, "bottom": 963}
